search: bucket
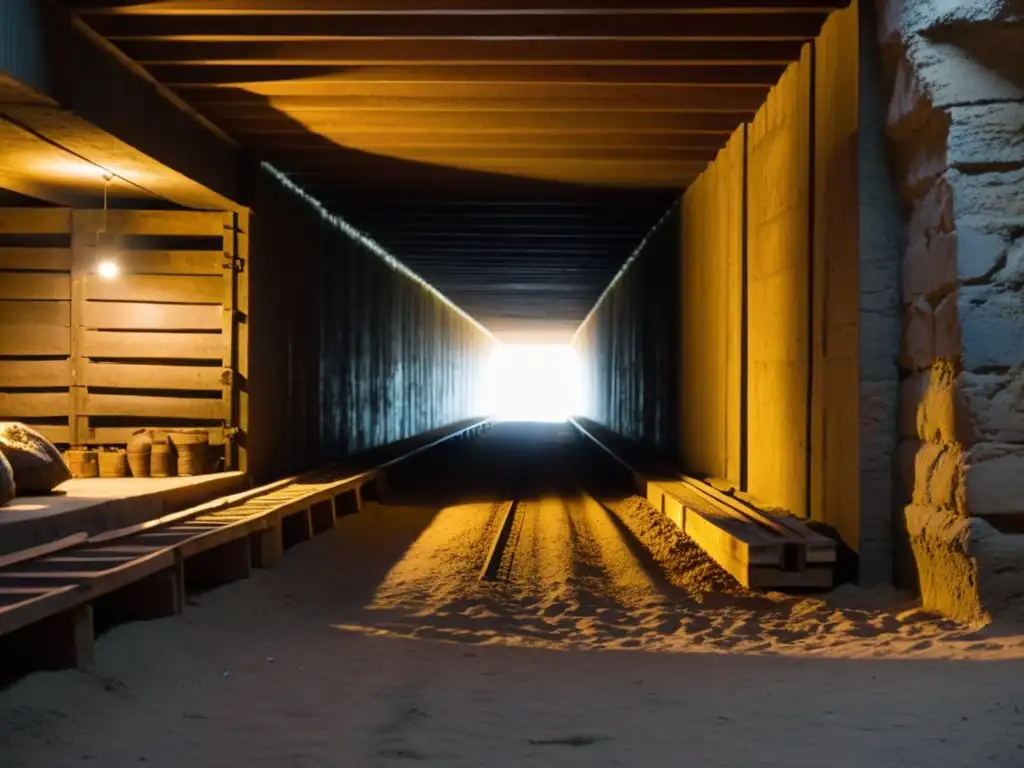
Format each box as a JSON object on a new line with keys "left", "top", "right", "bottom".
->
{"left": 65, "top": 448, "right": 98, "bottom": 479}
{"left": 150, "top": 430, "right": 176, "bottom": 478}
{"left": 169, "top": 430, "right": 210, "bottom": 476}
{"left": 127, "top": 429, "right": 152, "bottom": 478}
{"left": 98, "top": 449, "right": 128, "bottom": 478}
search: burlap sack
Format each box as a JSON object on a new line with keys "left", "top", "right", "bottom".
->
{"left": 0, "top": 450, "right": 14, "bottom": 506}
{"left": 0, "top": 422, "right": 71, "bottom": 495}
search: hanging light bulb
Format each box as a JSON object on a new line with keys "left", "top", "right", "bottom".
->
{"left": 96, "top": 172, "right": 121, "bottom": 280}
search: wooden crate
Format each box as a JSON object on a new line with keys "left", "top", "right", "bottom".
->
{"left": 0, "top": 208, "right": 247, "bottom": 470}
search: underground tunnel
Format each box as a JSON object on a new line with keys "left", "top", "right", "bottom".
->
{"left": 1, "top": 0, "right": 1024, "bottom": 765}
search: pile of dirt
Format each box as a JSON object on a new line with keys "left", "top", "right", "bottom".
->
{"left": 606, "top": 495, "right": 745, "bottom": 597}
{"left": 0, "top": 422, "right": 70, "bottom": 495}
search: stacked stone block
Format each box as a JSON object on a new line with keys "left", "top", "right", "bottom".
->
{"left": 879, "top": 0, "right": 1024, "bottom": 623}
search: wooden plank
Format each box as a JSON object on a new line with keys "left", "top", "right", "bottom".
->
{"left": 85, "top": 425, "right": 226, "bottom": 445}
{"left": 0, "top": 585, "right": 83, "bottom": 638}
{"left": 0, "top": 300, "right": 71, "bottom": 326}
{"left": 82, "top": 301, "right": 222, "bottom": 330}
{"left": 83, "top": 330, "right": 224, "bottom": 360}
{"left": 0, "top": 208, "right": 71, "bottom": 235}
{"left": 0, "top": 325, "right": 71, "bottom": 355}
{"left": 0, "top": 360, "right": 72, "bottom": 388}
{"left": 234, "top": 210, "right": 249, "bottom": 474}
{"left": 222, "top": 211, "right": 237, "bottom": 469}
{"left": 85, "top": 274, "right": 222, "bottom": 304}
{"left": 745, "top": 45, "right": 812, "bottom": 519}
{"left": 0, "top": 273, "right": 71, "bottom": 300}
{"left": 684, "top": 507, "right": 761, "bottom": 587}
{"left": 73, "top": 210, "right": 225, "bottom": 237}
{"left": 679, "top": 125, "right": 745, "bottom": 485}
{"left": 84, "top": 362, "right": 224, "bottom": 390}
{"left": 87, "top": 477, "right": 296, "bottom": 545}
{"left": 0, "top": 533, "right": 88, "bottom": 571}
{"left": 70, "top": 217, "right": 88, "bottom": 446}
{"left": 0, "top": 248, "right": 72, "bottom": 271}
{"left": 0, "top": 392, "right": 71, "bottom": 417}
{"left": 119, "top": 250, "right": 224, "bottom": 275}
{"left": 811, "top": 1, "right": 861, "bottom": 548}
{"left": 34, "top": 424, "right": 71, "bottom": 444}
{"left": 84, "top": 392, "right": 226, "bottom": 420}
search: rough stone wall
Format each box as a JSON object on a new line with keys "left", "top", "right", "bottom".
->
{"left": 878, "top": 0, "right": 1024, "bottom": 623}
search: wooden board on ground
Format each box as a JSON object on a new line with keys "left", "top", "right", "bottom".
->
{"left": 571, "top": 418, "right": 835, "bottom": 590}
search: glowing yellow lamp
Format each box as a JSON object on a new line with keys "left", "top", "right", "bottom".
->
{"left": 97, "top": 259, "right": 120, "bottom": 280}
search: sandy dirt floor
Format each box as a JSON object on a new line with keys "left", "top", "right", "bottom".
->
{"left": 2, "top": 423, "right": 1024, "bottom": 767}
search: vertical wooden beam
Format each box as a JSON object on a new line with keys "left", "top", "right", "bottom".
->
{"left": 235, "top": 210, "right": 250, "bottom": 475}
{"left": 222, "top": 211, "right": 237, "bottom": 470}
{"left": 69, "top": 212, "right": 90, "bottom": 446}
{"left": 41, "top": 604, "right": 95, "bottom": 670}
{"left": 250, "top": 522, "right": 283, "bottom": 568}
{"left": 310, "top": 498, "right": 336, "bottom": 533}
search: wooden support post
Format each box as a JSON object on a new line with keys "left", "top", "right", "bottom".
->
{"left": 250, "top": 523, "right": 283, "bottom": 568}
{"left": 370, "top": 471, "right": 388, "bottom": 502}
{"left": 310, "top": 499, "right": 335, "bottom": 534}
{"left": 235, "top": 211, "right": 250, "bottom": 474}
{"left": 69, "top": 214, "right": 90, "bottom": 446}
{"left": 42, "top": 604, "right": 94, "bottom": 670}
{"left": 119, "top": 563, "right": 184, "bottom": 620}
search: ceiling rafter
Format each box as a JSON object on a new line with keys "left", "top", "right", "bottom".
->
{"left": 64, "top": 0, "right": 844, "bottom": 340}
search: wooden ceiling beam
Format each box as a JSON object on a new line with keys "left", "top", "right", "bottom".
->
{"left": 195, "top": 92, "right": 766, "bottom": 114}
{"left": 72, "top": 0, "right": 846, "bottom": 14}
{"left": 120, "top": 39, "right": 805, "bottom": 66}
{"left": 235, "top": 131, "right": 727, "bottom": 150}
{"left": 222, "top": 109, "right": 743, "bottom": 131}
{"left": 92, "top": 13, "right": 827, "bottom": 40}
{"left": 156, "top": 63, "right": 788, "bottom": 86}
{"left": 183, "top": 82, "right": 770, "bottom": 107}
{"left": 264, "top": 146, "right": 717, "bottom": 164}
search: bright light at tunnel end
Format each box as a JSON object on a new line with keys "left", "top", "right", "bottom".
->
{"left": 481, "top": 344, "right": 583, "bottom": 423}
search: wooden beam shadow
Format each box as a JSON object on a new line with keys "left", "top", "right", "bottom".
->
{"left": 281, "top": 508, "right": 314, "bottom": 549}
{"left": 0, "top": 604, "right": 95, "bottom": 677}
{"left": 310, "top": 499, "right": 336, "bottom": 534}
{"left": 184, "top": 537, "right": 251, "bottom": 589}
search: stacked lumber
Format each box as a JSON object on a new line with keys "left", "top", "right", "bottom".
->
{"left": 570, "top": 417, "right": 836, "bottom": 590}
{"left": 645, "top": 478, "right": 835, "bottom": 589}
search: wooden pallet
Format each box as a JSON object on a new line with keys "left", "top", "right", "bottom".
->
{"left": 571, "top": 418, "right": 836, "bottom": 590}
{"left": 0, "top": 419, "right": 491, "bottom": 673}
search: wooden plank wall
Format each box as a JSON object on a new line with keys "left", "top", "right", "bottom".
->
{"left": 679, "top": 126, "right": 746, "bottom": 486}
{"left": 573, "top": 208, "right": 681, "bottom": 457}
{"left": 0, "top": 207, "right": 244, "bottom": 467}
{"left": 672, "top": 5, "right": 864, "bottom": 545}
{"left": 249, "top": 168, "right": 494, "bottom": 484}
{"left": 745, "top": 45, "right": 813, "bottom": 520}
{"left": 812, "top": 2, "right": 861, "bottom": 545}
{"left": 0, "top": 208, "right": 73, "bottom": 445}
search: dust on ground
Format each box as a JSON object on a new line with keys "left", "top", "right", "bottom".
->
{"left": 2, "top": 423, "right": 1023, "bottom": 767}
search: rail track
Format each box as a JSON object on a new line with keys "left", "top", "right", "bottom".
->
{"left": 0, "top": 420, "right": 491, "bottom": 677}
